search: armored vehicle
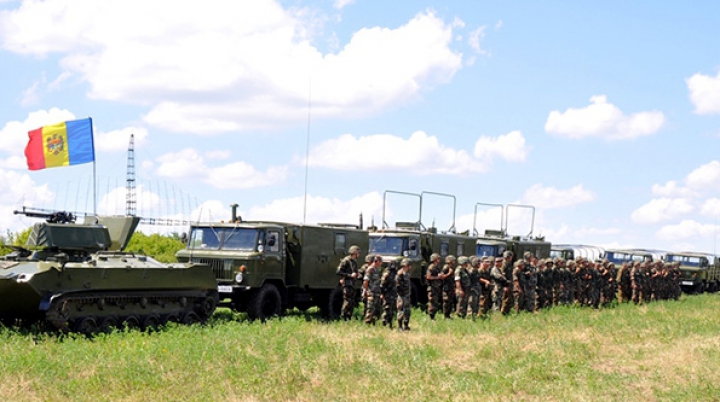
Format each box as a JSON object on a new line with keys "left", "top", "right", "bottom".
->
{"left": 0, "top": 208, "right": 218, "bottom": 333}
{"left": 666, "top": 251, "right": 720, "bottom": 293}
{"left": 175, "top": 205, "right": 368, "bottom": 320}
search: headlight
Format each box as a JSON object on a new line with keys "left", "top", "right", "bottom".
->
{"left": 235, "top": 273, "right": 244, "bottom": 283}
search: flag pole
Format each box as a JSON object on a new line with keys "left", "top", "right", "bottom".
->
{"left": 89, "top": 117, "right": 97, "bottom": 217}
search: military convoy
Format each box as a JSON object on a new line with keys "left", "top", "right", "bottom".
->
{"left": 0, "top": 208, "right": 218, "bottom": 333}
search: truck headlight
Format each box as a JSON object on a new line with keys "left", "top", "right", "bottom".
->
{"left": 235, "top": 273, "right": 244, "bottom": 284}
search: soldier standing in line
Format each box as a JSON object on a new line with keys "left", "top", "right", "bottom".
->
{"left": 380, "top": 261, "right": 398, "bottom": 328}
{"left": 564, "top": 260, "right": 576, "bottom": 305}
{"left": 396, "top": 258, "right": 412, "bottom": 332}
{"left": 501, "top": 251, "right": 516, "bottom": 315}
{"left": 535, "top": 258, "right": 547, "bottom": 310}
{"left": 551, "top": 258, "right": 562, "bottom": 306}
{"left": 642, "top": 262, "right": 652, "bottom": 303}
{"left": 478, "top": 257, "right": 494, "bottom": 317}
{"left": 336, "top": 245, "right": 360, "bottom": 320}
{"left": 616, "top": 262, "right": 631, "bottom": 303}
{"left": 358, "top": 254, "right": 373, "bottom": 319}
{"left": 425, "top": 253, "right": 443, "bottom": 320}
{"left": 523, "top": 259, "right": 538, "bottom": 313}
{"left": 454, "top": 256, "right": 471, "bottom": 318}
{"left": 441, "top": 255, "right": 457, "bottom": 319}
{"left": 362, "top": 255, "right": 383, "bottom": 325}
{"left": 672, "top": 262, "right": 682, "bottom": 299}
{"left": 490, "top": 256, "right": 507, "bottom": 311}
{"left": 468, "top": 256, "right": 482, "bottom": 318}
{"left": 631, "top": 261, "right": 644, "bottom": 305}
{"left": 513, "top": 260, "right": 526, "bottom": 313}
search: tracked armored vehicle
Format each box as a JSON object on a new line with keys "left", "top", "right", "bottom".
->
{"left": 0, "top": 208, "right": 218, "bottom": 333}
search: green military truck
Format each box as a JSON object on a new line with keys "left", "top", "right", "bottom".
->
{"left": 176, "top": 207, "right": 368, "bottom": 320}
{"left": 666, "top": 251, "right": 720, "bottom": 293}
{"left": 473, "top": 203, "right": 551, "bottom": 261}
{"left": 368, "top": 222, "right": 472, "bottom": 305}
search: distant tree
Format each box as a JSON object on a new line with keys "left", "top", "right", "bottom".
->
{"left": 125, "top": 232, "right": 186, "bottom": 263}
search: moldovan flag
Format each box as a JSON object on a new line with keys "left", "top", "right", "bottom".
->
{"left": 25, "top": 117, "right": 95, "bottom": 171}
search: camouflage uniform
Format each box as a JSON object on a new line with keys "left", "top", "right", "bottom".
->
{"left": 523, "top": 261, "right": 538, "bottom": 313}
{"left": 616, "top": 262, "right": 631, "bottom": 303}
{"left": 425, "top": 254, "right": 443, "bottom": 320}
{"left": 631, "top": 262, "right": 644, "bottom": 304}
{"left": 468, "top": 257, "right": 482, "bottom": 317}
{"left": 490, "top": 257, "right": 508, "bottom": 312}
{"left": 441, "top": 256, "right": 456, "bottom": 319}
{"left": 500, "top": 251, "right": 516, "bottom": 315}
{"left": 363, "top": 260, "right": 382, "bottom": 324}
{"left": 513, "top": 261, "right": 526, "bottom": 313}
{"left": 358, "top": 254, "right": 372, "bottom": 318}
{"left": 454, "top": 256, "right": 471, "bottom": 318}
{"left": 380, "top": 262, "right": 398, "bottom": 328}
{"left": 336, "top": 246, "right": 360, "bottom": 320}
{"left": 396, "top": 259, "right": 412, "bottom": 331}
{"left": 478, "top": 257, "right": 494, "bottom": 317}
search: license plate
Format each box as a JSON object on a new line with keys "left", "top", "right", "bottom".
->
{"left": 218, "top": 285, "right": 234, "bottom": 293}
{"left": 681, "top": 281, "right": 694, "bottom": 286}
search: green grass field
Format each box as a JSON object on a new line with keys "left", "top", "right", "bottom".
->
{"left": 2, "top": 295, "right": 719, "bottom": 402}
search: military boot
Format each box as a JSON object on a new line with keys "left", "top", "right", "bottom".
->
{"left": 397, "top": 320, "right": 404, "bottom": 331}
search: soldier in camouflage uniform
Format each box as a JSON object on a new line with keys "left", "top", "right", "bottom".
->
{"left": 380, "top": 261, "right": 398, "bottom": 328}
{"left": 425, "top": 253, "right": 443, "bottom": 320}
{"left": 362, "top": 255, "right": 383, "bottom": 325}
{"left": 358, "top": 254, "right": 372, "bottom": 319}
{"left": 500, "top": 251, "right": 516, "bottom": 315}
{"left": 616, "top": 262, "right": 631, "bottom": 303}
{"left": 512, "top": 260, "right": 526, "bottom": 313}
{"left": 535, "top": 259, "right": 548, "bottom": 310}
{"left": 478, "top": 257, "right": 494, "bottom": 317}
{"left": 490, "top": 256, "right": 508, "bottom": 312}
{"left": 336, "top": 245, "right": 360, "bottom": 320}
{"left": 468, "top": 257, "right": 482, "bottom": 318}
{"left": 396, "top": 258, "right": 412, "bottom": 331}
{"left": 441, "top": 255, "right": 456, "bottom": 319}
{"left": 551, "top": 258, "right": 562, "bottom": 306}
{"left": 631, "top": 261, "right": 644, "bottom": 305}
{"left": 454, "top": 256, "right": 471, "bottom": 318}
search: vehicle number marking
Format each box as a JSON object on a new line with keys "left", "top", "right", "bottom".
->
{"left": 218, "top": 285, "right": 234, "bottom": 293}
{"left": 681, "top": 281, "right": 694, "bottom": 286}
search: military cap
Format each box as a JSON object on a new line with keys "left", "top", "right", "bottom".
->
{"left": 470, "top": 256, "right": 480, "bottom": 265}
{"left": 401, "top": 258, "right": 411, "bottom": 266}
{"left": 503, "top": 250, "right": 514, "bottom": 258}
{"left": 430, "top": 253, "right": 441, "bottom": 261}
{"left": 445, "top": 255, "right": 456, "bottom": 263}
{"left": 458, "top": 256, "right": 469, "bottom": 265}
{"left": 364, "top": 254, "right": 374, "bottom": 263}
{"left": 523, "top": 251, "right": 532, "bottom": 259}
{"left": 348, "top": 245, "right": 361, "bottom": 254}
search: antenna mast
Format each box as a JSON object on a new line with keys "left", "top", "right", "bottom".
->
{"left": 126, "top": 133, "right": 136, "bottom": 217}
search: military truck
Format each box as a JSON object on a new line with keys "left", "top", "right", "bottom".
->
{"left": 666, "top": 251, "right": 720, "bottom": 293}
{"left": 604, "top": 249, "right": 662, "bottom": 266}
{"left": 550, "top": 244, "right": 605, "bottom": 261}
{"left": 473, "top": 203, "right": 551, "bottom": 261}
{"left": 175, "top": 205, "right": 368, "bottom": 320}
{"left": 368, "top": 223, "right": 472, "bottom": 305}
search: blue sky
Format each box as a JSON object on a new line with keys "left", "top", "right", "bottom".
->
{"left": 1, "top": 0, "right": 720, "bottom": 253}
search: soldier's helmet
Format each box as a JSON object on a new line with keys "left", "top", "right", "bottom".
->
{"left": 348, "top": 245, "right": 361, "bottom": 254}
{"left": 503, "top": 250, "right": 514, "bottom": 258}
{"left": 364, "top": 254, "right": 374, "bottom": 263}
{"left": 470, "top": 256, "right": 480, "bottom": 265}
{"left": 401, "top": 258, "right": 411, "bottom": 266}
{"left": 430, "top": 253, "right": 441, "bottom": 262}
{"left": 458, "top": 256, "right": 469, "bottom": 265}
{"left": 523, "top": 251, "right": 533, "bottom": 260}
{"left": 445, "top": 255, "right": 456, "bottom": 263}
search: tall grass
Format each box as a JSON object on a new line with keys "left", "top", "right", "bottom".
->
{"left": 2, "top": 295, "right": 719, "bottom": 401}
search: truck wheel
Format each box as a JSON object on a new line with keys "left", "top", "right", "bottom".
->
{"left": 326, "top": 285, "right": 343, "bottom": 320}
{"left": 248, "top": 284, "right": 282, "bottom": 322}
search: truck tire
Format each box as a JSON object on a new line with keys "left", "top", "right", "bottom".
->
{"left": 327, "top": 285, "right": 343, "bottom": 320}
{"left": 248, "top": 284, "right": 282, "bottom": 321}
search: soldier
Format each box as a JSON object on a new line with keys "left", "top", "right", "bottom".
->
{"left": 468, "top": 256, "right": 482, "bottom": 318}
{"left": 490, "top": 256, "right": 508, "bottom": 312}
{"left": 425, "top": 253, "right": 443, "bottom": 320}
{"left": 551, "top": 258, "right": 563, "bottom": 306}
{"left": 478, "top": 256, "right": 494, "bottom": 317}
{"left": 631, "top": 261, "right": 644, "bottom": 305}
{"left": 563, "top": 260, "right": 576, "bottom": 305}
{"left": 454, "top": 256, "right": 471, "bottom": 318}
{"left": 512, "top": 260, "right": 526, "bottom": 313}
{"left": 616, "top": 262, "right": 631, "bottom": 303}
{"left": 501, "top": 251, "right": 516, "bottom": 315}
{"left": 441, "top": 255, "right": 456, "bottom": 319}
{"left": 396, "top": 258, "right": 412, "bottom": 331}
{"left": 336, "top": 245, "right": 360, "bottom": 320}
{"left": 362, "top": 255, "right": 382, "bottom": 325}
{"left": 380, "top": 261, "right": 398, "bottom": 328}
{"left": 523, "top": 259, "right": 538, "bottom": 313}
{"left": 358, "top": 254, "right": 373, "bottom": 318}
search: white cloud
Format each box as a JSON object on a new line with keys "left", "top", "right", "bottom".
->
{"left": 467, "top": 26, "right": 487, "bottom": 55}
{"left": 95, "top": 126, "right": 148, "bottom": 152}
{"left": 308, "top": 130, "right": 527, "bottom": 175}
{"left": 247, "top": 192, "right": 383, "bottom": 226}
{"left": 686, "top": 160, "right": 720, "bottom": 190}
{"left": 651, "top": 180, "right": 698, "bottom": 198}
{"left": 687, "top": 71, "right": 720, "bottom": 114}
{"left": 474, "top": 130, "right": 528, "bottom": 163}
{"left": 520, "top": 184, "right": 596, "bottom": 209}
{"left": 0, "top": 108, "right": 77, "bottom": 158}
{"left": 0, "top": 168, "right": 55, "bottom": 232}
{"left": 333, "top": 0, "right": 354, "bottom": 9}
{"left": 1, "top": 2, "right": 464, "bottom": 134}
{"left": 544, "top": 95, "right": 665, "bottom": 140}
{"left": 631, "top": 198, "right": 694, "bottom": 224}
{"left": 656, "top": 220, "right": 720, "bottom": 241}
{"left": 700, "top": 198, "right": 720, "bottom": 218}
{"left": 154, "top": 147, "right": 288, "bottom": 189}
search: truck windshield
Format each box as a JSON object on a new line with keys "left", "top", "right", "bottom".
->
{"left": 369, "top": 236, "right": 406, "bottom": 256}
{"left": 606, "top": 252, "right": 648, "bottom": 264}
{"left": 667, "top": 255, "right": 706, "bottom": 267}
{"left": 476, "top": 244, "right": 499, "bottom": 258}
{"left": 188, "top": 227, "right": 259, "bottom": 251}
